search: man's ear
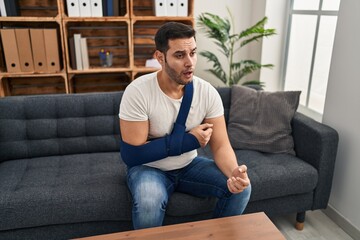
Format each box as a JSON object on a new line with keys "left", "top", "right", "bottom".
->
{"left": 154, "top": 50, "right": 165, "bottom": 65}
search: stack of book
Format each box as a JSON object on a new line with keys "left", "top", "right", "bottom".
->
{"left": 68, "top": 34, "right": 89, "bottom": 70}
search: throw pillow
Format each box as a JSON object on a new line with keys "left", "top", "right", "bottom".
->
{"left": 228, "top": 85, "right": 301, "bottom": 155}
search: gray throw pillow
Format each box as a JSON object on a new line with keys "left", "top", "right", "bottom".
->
{"left": 228, "top": 86, "right": 301, "bottom": 155}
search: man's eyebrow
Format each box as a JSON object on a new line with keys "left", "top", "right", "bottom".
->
{"left": 173, "top": 47, "right": 197, "bottom": 54}
{"left": 173, "top": 50, "right": 186, "bottom": 55}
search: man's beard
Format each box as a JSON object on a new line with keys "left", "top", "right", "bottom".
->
{"left": 164, "top": 61, "right": 192, "bottom": 85}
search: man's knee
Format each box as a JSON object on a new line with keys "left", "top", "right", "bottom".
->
{"left": 133, "top": 182, "right": 168, "bottom": 212}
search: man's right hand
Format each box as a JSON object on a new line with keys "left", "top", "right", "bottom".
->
{"left": 189, "top": 123, "right": 213, "bottom": 148}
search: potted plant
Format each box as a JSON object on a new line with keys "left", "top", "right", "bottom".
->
{"left": 197, "top": 10, "right": 276, "bottom": 87}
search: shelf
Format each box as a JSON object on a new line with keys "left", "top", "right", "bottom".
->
{"left": 63, "top": 20, "right": 131, "bottom": 72}
{"left": 67, "top": 66, "right": 131, "bottom": 74}
{"left": 0, "top": 16, "right": 60, "bottom": 22}
{"left": 0, "top": 75, "right": 68, "bottom": 96}
{"left": 8, "top": 0, "right": 60, "bottom": 18}
{"left": 62, "top": 16, "right": 129, "bottom": 22}
{"left": 68, "top": 72, "right": 130, "bottom": 93}
{"left": 0, "top": 0, "right": 194, "bottom": 96}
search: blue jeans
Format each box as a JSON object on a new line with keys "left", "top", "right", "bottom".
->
{"left": 127, "top": 156, "right": 251, "bottom": 229}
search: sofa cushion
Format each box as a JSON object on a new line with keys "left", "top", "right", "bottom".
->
{"left": 198, "top": 146, "right": 318, "bottom": 202}
{"left": 0, "top": 92, "right": 122, "bottom": 162}
{"left": 0, "top": 151, "right": 222, "bottom": 231}
{"left": 0, "top": 152, "right": 131, "bottom": 231}
{"left": 228, "top": 86, "right": 301, "bottom": 155}
{"left": 235, "top": 150, "right": 318, "bottom": 202}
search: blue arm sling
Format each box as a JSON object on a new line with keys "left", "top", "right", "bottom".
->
{"left": 120, "top": 82, "right": 200, "bottom": 167}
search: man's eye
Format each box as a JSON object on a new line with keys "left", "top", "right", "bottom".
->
{"left": 190, "top": 51, "right": 196, "bottom": 56}
{"left": 175, "top": 54, "right": 183, "bottom": 58}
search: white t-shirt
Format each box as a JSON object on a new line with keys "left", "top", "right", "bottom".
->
{"left": 119, "top": 72, "right": 224, "bottom": 171}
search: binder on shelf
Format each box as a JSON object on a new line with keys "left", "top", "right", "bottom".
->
{"left": 43, "top": 29, "right": 60, "bottom": 73}
{"left": 102, "top": 0, "right": 107, "bottom": 16}
{"left": 106, "top": 0, "right": 113, "bottom": 16}
{"left": 0, "top": 0, "right": 7, "bottom": 16}
{"left": 166, "top": 0, "right": 177, "bottom": 16}
{"left": 68, "top": 37, "right": 77, "bottom": 69}
{"left": 90, "top": 0, "right": 102, "bottom": 17}
{"left": 177, "top": 0, "right": 188, "bottom": 16}
{"left": 29, "top": 28, "right": 48, "bottom": 72}
{"left": 4, "top": 0, "right": 19, "bottom": 16}
{"left": 0, "top": 29, "right": 21, "bottom": 73}
{"left": 67, "top": 0, "right": 80, "bottom": 17}
{"left": 73, "top": 33, "right": 83, "bottom": 70}
{"left": 80, "top": 38, "right": 89, "bottom": 69}
{"left": 79, "top": 0, "right": 92, "bottom": 17}
{"left": 154, "top": 0, "right": 166, "bottom": 16}
{"left": 113, "top": 0, "right": 119, "bottom": 16}
{"left": 15, "top": 29, "right": 34, "bottom": 72}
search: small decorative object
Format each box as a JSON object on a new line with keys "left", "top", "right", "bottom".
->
{"left": 99, "top": 49, "right": 113, "bottom": 67}
{"left": 105, "top": 51, "right": 113, "bottom": 67}
{"left": 99, "top": 48, "right": 106, "bottom": 67}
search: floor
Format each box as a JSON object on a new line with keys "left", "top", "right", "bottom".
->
{"left": 270, "top": 210, "right": 354, "bottom": 240}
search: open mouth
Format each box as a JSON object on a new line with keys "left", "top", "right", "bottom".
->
{"left": 183, "top": 70, "right": 193, "bottom": 78}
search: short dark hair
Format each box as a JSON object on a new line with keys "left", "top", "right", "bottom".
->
{"left": 155, "top": 22, "right": 196, "bottom": 53}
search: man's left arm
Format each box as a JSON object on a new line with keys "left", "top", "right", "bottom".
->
{"left": 204, "top": 116, "right": 250, "bottom": 194}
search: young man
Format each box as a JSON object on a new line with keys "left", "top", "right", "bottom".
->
{"left": 119, "top": 22, "right": 251, "bottom": 229}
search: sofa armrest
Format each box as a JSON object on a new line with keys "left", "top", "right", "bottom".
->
{"left": 292, "top": 112, "right": 339, "bottom": 210}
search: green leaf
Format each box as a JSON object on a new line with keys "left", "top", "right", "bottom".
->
{"left": 199, "top": 51, "right": 227, "bottom": 82}
{"left": 242, "top": 80, "right": 266, "bottom": 88}
{"left": 197, "top": 11, "right": 276, "bottom": 87}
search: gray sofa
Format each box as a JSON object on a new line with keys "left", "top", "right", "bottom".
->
{"left": 0, "top": 88, "right": 339, "bottom": 240}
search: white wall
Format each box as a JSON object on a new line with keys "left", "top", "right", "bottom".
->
{"left": 259, "top": 0, "right": 289, "bottom": 91}
{"left": 195, "top": 0, "right": 360, "bottom": 238}
{"left": 322, "top": 0, "right": 360, "bottom": 237}
{"left": 194, "top": 0, "right": 254, "bottom": 87}
{"left": 194, "top": 0, "right": 286, "bottom": 91}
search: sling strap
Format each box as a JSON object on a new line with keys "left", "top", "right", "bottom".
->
{"left": 167, "top": 82, "right": 194, "bottom": 155}
{"left": 176, "top": 81, "right": 193, "bottom": 126}
{"left": 120, "top": 81, "right": 200, "bottom": 167}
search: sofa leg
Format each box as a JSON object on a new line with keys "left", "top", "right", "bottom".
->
{"left": 295, "top": 212, "right": 306, "bottom": 230}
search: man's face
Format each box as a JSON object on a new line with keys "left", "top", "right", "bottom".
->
{"left": 163, "top": 37, "right": 197, "bottom": 85}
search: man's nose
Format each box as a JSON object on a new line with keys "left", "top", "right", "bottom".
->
{"left": 184, "top": 55, "right": 194, "bottom": 67}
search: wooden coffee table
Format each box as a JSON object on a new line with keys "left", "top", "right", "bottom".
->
{"left": 76, "top": 212, "right": 285, "bottom": 240}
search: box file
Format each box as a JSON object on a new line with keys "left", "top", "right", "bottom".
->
{"left": 4, "top": 0, "right": 19, "bottom": 16}
{"left": 15, "top": 29, "right": 35, "bottom": 72}
{"left": 30, "top": 29, "right": 48, "bottom": 72}
{"left": 67, "top": 0, "right": 80, "bottom": 17}
{"left": 102, "top": 0, "right": 107, "bottom": 16}
{"left": 113, "top": 0, "right": 119, "bottom": 16}
{"left": 1, "top": 29, "right": 21, "bottom": 73}
{"left": 166, "top": 0, "right": 177, "bottom": 16}
{"left": 177, "top": 0, "right": 188, "bottom": 16}
{"left": 106, "top": 0, "right": 113, "bottom": 16}
{"left": 154, "top": 0, "right": 166, "bottom": 16}
{"left": 0, "top": 0, "right": 7, "bottom": 16}
{"left": 79, "top": 0, "right": 92, "bottom": 17}
{"left": 43, "top": 29, "right": 61, "bottom": 73}
{"left": 90, "top": 0, "right": 103, "bottom": 17}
